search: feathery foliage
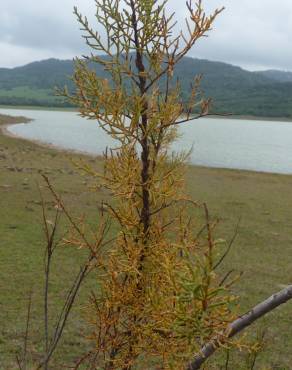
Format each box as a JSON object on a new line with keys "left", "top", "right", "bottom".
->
{"left": 60, "top": 1, "right": 245, "bottom": 368}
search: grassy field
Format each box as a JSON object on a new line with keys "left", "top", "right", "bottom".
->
{"left": 1, "top": 114, "right": 292, "bottom": 369}
{"left": 0, "top": 104, "right": 76, "bottom": 112}
{"left": 0, "top": 87, "right": 54, "bottom": 100}
{"left": 0, "top": 87, "right": 60, "bottom": 105}
{"left": 0, "top": 87, "right": 69, "bottom": 108}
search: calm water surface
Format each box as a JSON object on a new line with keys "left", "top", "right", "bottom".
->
{"left": 2, "top": 107, "right": 292, "bottom": 174}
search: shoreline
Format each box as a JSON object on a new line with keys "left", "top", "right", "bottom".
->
{"left": 210, "top": 114, "right": 292, "bottom": 123}
{"left": 1, "top": 113, "right": 292, "bottom": 177}
{"left": 0, "top": 113, "right": 100, "bottom": 159}
{"left": 1, "top": 105, "right": 292, "bottom": 123}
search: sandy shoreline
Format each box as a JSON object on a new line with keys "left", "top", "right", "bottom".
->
{"left": 1, "top": 112, "right": 292, "bottom": 176}
{"left": 1, "top": 105, "right": 292, "bottom": 123}
{"left": 215, "top": 114, "right": 292, "bottom": 123}
{"left": 0, "top": 116, "right": 99, "bottom": 158}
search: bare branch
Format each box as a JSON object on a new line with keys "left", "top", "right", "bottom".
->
{"left": 22, "top": 290, "right": 33, "bottom": 370}
{"left": 214, "top": 216, "right": 241, "bottom": 270}
{"left": 187, "top": 285, "right": 292, "bottom": 370}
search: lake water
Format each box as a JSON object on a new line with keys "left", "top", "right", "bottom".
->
{"left": 2, "top": 107, "right": 292, "bottom": 174}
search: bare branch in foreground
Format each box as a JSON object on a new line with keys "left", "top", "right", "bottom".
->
{"left": 187, "top": 285, "right": 292, "bottom": 370}
{"left": 35, "top": 176, "right": 105, "bottom": 369}
{"left": 16, "top": 289, "right": 33, "bottom": 370}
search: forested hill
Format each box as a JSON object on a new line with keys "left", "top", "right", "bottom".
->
{"left": 0, "top": 57, "right": 292, "bottom": 118}
{"left": 257, "top": 70, "right": 292, "bottom": 83}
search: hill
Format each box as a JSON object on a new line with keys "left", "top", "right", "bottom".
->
{"left": 0, "top": 57, "right": 292, "bottom": 118}
{"left": 0, "top": 59, "right": 75, "bottom": 107}
{"left": 257, "top": 70, "right": 292, "bottom": 83}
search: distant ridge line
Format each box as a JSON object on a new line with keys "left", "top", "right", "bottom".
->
{"left": 0, "top": 56, "right": 291, "bottom": 118}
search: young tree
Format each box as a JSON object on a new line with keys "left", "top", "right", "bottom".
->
{"left": 57, "top": 1, "right": 292, "bottom": 369}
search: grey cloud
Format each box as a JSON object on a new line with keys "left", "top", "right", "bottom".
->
{"left": 1, "top": 0, "right": 292, "bottom": 71}
{"left": 191, "top": 0, "right": 292, "bottom": 70}
{"left": 0, "top": 2, "right": 85, "bottom": 51}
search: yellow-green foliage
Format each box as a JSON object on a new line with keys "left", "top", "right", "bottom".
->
{"left": 60, "top": 1, "right": 247, "bottom": 368}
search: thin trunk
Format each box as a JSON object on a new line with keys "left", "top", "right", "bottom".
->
{"left": 130, "top": 0, "right": 150, "bottom": 242}
{"left": 140, "top": 114, "right": 150, "bottom": 237}
{"left": 119, "top": 4, "right": 151, "bottom": 367}
{"left": 44, "top": 252, "right": 51, "bottom": 370}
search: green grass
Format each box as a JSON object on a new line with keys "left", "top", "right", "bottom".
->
{"left": 1, "top": 115, "right": 292, "bottom": 369}
{"left": 0, "top": 104, "right": 77, "bottom": 112}
{"left": 0, "top": 87, "right": 56, "bottom": 101}
{"left": 0, "top": 87, "right": 70, "bottom": 108}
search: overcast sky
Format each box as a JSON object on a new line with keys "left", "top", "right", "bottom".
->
{"left": 1, "top": 0, "right": 291, "bottom": 71}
